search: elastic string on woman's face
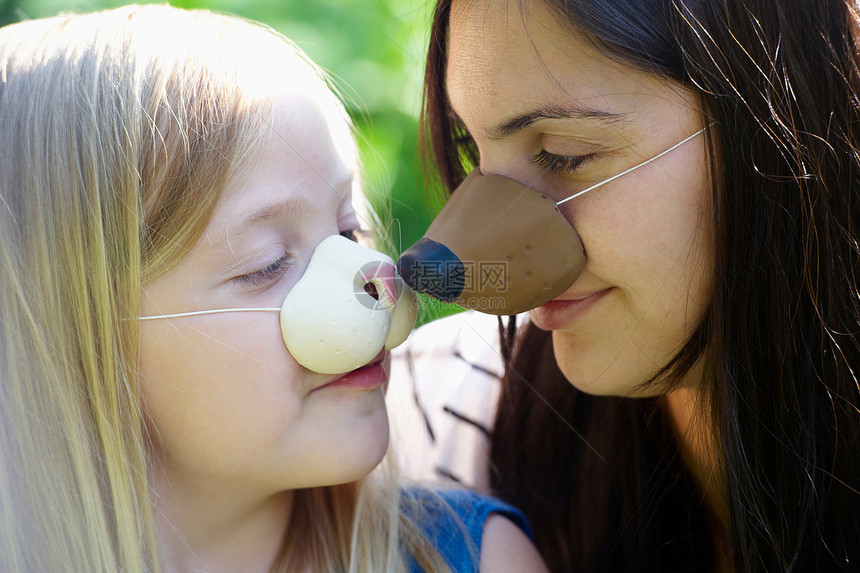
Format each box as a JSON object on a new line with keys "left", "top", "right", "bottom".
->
{"left": 556, "top": 123, "right": 715, "bottom": 206}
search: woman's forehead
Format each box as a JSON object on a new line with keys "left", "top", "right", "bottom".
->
{"left": 447, "top": 2, "right": 616, "bottom": 117}
{"left": 446, "top": 2, "right": 698, "bottom": 139}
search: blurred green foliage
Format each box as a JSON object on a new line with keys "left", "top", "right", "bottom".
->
{"left": 1, "top": 0, "right": 462, "bottom": 323}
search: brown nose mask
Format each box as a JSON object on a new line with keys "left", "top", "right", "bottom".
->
{"left": 397, "top": 169, "right": 585, "bottom": 315}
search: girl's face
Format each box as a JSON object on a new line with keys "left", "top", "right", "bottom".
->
{"left": 448, "top": 0, "right": 713, "bottom": 396}
{"left": 139, "top": 91, "right": 389, "bottom": 496}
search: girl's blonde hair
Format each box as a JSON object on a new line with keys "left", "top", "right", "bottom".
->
{"left": 0, "top": 5, "right": 447, "bottom": 572}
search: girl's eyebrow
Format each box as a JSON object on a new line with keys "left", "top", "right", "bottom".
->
{"left": 210, "top": 170, "right": 355, "bottom": 248}
{"left": 207, "top": 197, "right": 311, "bottom": 251}
{"left": 230, "top": 197, "right": 310, "bottom": 231}
{"left": 485, "top": 104, "right": 629, "bottom": 140}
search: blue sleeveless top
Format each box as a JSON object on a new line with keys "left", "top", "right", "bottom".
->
{"left": 403, "top": 488, "right": 533, "bottom": 572}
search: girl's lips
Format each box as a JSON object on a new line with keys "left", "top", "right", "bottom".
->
{"left": 530, "top": 288, "right": 612, "bottom": 331}
{"left": 313, "top": 351, "right": 388, "bottom": 392}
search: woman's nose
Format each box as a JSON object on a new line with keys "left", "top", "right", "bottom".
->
{"left": 397, "top": 169, "right": 585, "bottom": 315}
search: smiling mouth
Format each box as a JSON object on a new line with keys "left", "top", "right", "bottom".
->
{"left": 530, "top": 287, "right": 612, "bottom": 330}
{"left": 560, "top": 290, "right": 605, "bottom": 302}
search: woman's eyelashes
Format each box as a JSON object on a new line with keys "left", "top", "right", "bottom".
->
{"left": 235, "top": 253, "right": 296, "bottom": 287}
{"left": 532, "top": 149, "right": 596, "bottom": 174}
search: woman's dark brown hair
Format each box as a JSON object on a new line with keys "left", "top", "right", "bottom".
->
{"left": 422, "top": 0, "right": 860, "bottom": 571}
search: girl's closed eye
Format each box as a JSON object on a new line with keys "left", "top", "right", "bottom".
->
{"left": 532, "top": 150, "right": 597, "bottom": 174}
{"left": 235, "top": 253, "right": 296, "bottom": 287}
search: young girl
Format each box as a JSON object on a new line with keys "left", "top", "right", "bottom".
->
{"left": 0, "top": 5, "right": 546, "bottom": 572}
{"left": 392, "top": 0, "right": 860, "bottom": 571}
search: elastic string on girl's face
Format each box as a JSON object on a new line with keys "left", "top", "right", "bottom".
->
{"left": 555, "top": 123, "right": 715, "bottom": 206}
{"left": 139, "top": 308, "right": 281, "bottom": 321}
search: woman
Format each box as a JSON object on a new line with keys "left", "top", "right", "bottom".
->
{"left": 0, "top": 5, "right": 547, "bottom": 572}
{"left": 405, "top": 0, "right": 860, "bottom": 570}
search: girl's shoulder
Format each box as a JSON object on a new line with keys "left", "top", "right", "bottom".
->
{"left": 402, "top": 486, "right": 533, "bottom": 572}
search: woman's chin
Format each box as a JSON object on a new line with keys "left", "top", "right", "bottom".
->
{"left": 552, "top": 332, "right": 652, "bottom": 397}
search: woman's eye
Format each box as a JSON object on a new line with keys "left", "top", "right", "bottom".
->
{"left": 235, "top": 253, "right": 295, "bottom": 286}
{"left": 532, "top": 150, "right": 596, "bottom": 174}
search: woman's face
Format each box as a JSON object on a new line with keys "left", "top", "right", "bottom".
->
{"left": 139, "top": 91, "right": 389, "bottom": 497}
{"left": 447, "top": 0, "right": 713, "bottom": 396}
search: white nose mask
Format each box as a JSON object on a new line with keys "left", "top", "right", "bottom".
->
{"left": 141, "top": 235, "right": 417, "bottom": 374}
{"left": 281, "top": 234, "right": 416, "bottom": 373}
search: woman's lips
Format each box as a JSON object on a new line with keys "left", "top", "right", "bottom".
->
{"left": 530, "top": 288, "right": 612, "bottom": 331}
{"left": 313, "top": 350, "right": 388, "bottom": 392}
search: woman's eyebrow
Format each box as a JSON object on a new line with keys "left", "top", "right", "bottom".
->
{"left": 486, "top": 104, "right": 629, "bottom": 140}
